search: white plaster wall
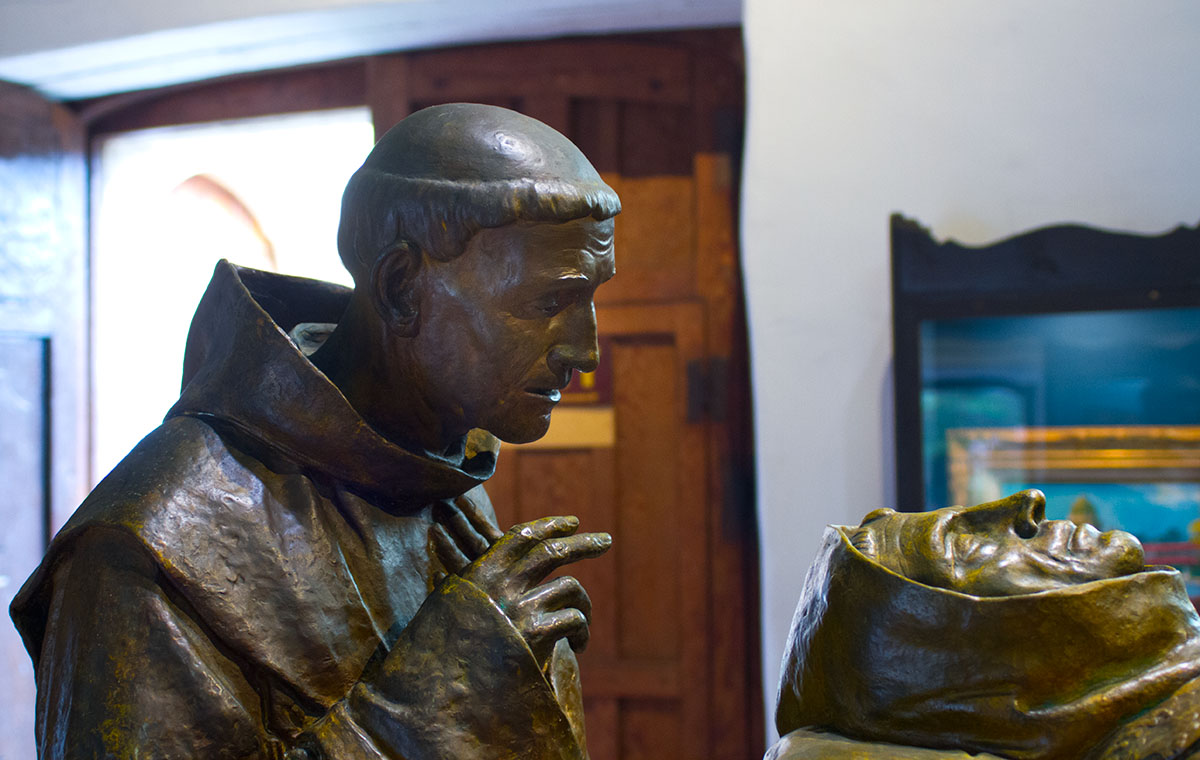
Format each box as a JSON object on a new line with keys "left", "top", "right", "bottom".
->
{"left": 742, "top": 0, "right": 1200, "bottom": 740}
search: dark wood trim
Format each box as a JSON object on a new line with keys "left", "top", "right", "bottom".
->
{"left": 892, "top": 214, "right": 1200, "bottom": 311}
{"left": 891, "top": 216, "right": 926, "bottom": 510}
{"left": 366, "top": 55, "right": 411, "bottom": 139}
{"left": 72, "top": 29, "right": 744, "bottom": 138}
{"left": 405, "top": 38, "right": 692, "bottom": 106}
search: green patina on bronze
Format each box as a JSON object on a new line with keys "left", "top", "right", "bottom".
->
{"left": 769, "top": 490, "right": 1200, "bottom": 760}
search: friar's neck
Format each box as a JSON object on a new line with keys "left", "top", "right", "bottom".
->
{"left": 308, "top": 294, "right": 469, "bottom": 466}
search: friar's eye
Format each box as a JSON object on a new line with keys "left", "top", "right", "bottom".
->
{"left": 530, "top": 293, "right": 564, "bottom": 316}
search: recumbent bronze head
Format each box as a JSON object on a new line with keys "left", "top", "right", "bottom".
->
{"left": 774, "top": 490, "right": 1200, "bottom": 760}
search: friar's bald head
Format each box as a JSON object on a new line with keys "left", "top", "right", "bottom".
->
{"left": 336, "top": 102, "right": 621, "bottom": 283}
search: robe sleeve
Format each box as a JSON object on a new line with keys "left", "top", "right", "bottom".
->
{"left": 300, "top": 576, "right": 585, "bottom": 760}
{"left": 25, "top": 529, "right": 586, "bottom": 760}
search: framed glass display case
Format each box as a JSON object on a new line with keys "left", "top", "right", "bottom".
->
{"left": 891, "top": 214, "right": 1200, "bottom": 596}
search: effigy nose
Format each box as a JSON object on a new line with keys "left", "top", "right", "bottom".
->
{"left": 1011, "top": 489, "right": 1046, "bottom": 538}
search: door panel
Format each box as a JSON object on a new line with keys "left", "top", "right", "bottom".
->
{"left": 0, "top": 79, "right": 87, "bottom": 760}
{"left": 606, "top": 175, "right": 696, "bottom": 303}
{"left": 405, "top": 41, "right": 691, "bottom": 107}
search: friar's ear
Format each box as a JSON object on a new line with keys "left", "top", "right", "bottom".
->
{"left": 370, "top": 240, "right": 423, "bottom": 337}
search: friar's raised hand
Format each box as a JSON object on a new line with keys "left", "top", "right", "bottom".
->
{"left": 460, "top": 515, "right": 611, "bottom": 666}
{"left": 430, "top": 498, "right": 505, "bottom": 579}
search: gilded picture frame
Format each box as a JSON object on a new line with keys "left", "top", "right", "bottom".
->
{"left": 947, "top": 425, "right": 1200, "bottom": 507}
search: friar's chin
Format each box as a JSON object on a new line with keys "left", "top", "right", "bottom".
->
{"left": 489, "top": 416, "right": 554, "bottom": 445}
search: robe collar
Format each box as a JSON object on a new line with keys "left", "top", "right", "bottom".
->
{"left": 168, "top": 260, "right": 498, "bottom": 509}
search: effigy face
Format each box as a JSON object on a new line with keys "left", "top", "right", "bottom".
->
{"left": 770, "top": 490, "right": 1200, "bottom": 760}
{"left": 11, "top": 103, "right": 620, "bottom": 760}
{"left": 848, "top": 489, "right": 1146, "bottom": 596}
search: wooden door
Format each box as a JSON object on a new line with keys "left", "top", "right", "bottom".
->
{"left": 365, "top": 32, "right": 760, "bottom": 760}
{"left": 0, "top": 81, "right": 88, "bottom": 760}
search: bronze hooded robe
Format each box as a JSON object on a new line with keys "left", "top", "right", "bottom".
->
{"left": 11, "top": 261, "right": 588, "bottom": 760}
{"left": 768, "top": 525, "right": 1200, "bottom": 760}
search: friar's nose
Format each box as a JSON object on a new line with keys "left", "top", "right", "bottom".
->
{"left": 548, "top": 305, "right": 599, "bottom": 375}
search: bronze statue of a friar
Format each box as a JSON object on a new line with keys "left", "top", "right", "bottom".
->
{"left": 11, "top": 103, "right": 619, "bottom": 759}
{"left": 768, "top": 489, "right": 1200, "bottom": 760}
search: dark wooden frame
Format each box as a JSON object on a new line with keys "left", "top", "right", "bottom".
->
{"left": 891, "top": 213, "right": 1200, "bottom": 510}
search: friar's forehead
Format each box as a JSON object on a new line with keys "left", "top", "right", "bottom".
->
{"left": 850, "top": 506, "right": 943, "bottom": 541}
{"left": 514, "top": 216, "right": 614, "bottom": 246}
{"left": 470, "top": 218, "right": 616, "bottom": 284}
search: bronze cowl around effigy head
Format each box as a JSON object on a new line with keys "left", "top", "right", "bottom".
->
{"left": 769, "top": 490, "right": 1200, "bottom": 760}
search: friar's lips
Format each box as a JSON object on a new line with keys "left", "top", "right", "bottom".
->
{"left": 525, "top": 388, "right": 563, "bottom": 402}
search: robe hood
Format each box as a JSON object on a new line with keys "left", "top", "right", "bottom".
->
{"left": 169, "top": 259, "right": 498, "bottom": 507}
{"left": 776, "top": 526, "right": 1200, "bottom": 760}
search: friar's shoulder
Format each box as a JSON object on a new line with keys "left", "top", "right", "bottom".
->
{"left": 64, "top": 415, "right": 253, "bottom": 534}
{"left": 60, "top": 414, "right": 332, "bottom": 600}
{"left": 11, "top": 416, "right": 250, "bottom": 661}
{"left": 12, "top": 413, "right": 367, "bottom": 695}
